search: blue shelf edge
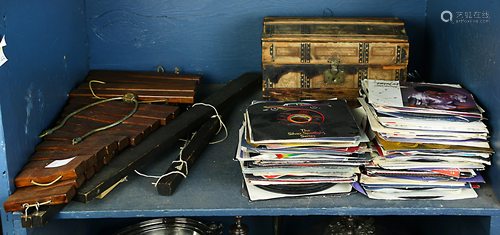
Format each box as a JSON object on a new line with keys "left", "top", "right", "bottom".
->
{"left": 40, "top": 84, "right": 500, "bottom": 221}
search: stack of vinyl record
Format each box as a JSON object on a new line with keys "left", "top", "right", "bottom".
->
{"left": 357, "top": 79, "right": 494, "bottom": 200}
{"left": 235, "top": 99, "right": 371, "bottom": 201}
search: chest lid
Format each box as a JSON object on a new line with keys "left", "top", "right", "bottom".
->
{"left": 262, "top": 17, "right": 408, "bottom": 42}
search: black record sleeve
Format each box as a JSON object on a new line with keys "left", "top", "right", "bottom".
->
{"left": 246, "top": 100, "right": 360, "bottom": 143}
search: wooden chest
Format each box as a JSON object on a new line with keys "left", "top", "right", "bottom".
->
{"left": 261, "top": 17, "right": 409, "bottom": 106}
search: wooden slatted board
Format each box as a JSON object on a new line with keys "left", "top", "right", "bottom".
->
{"left": 70, "top": 70, "right": 203, "bottom": 104}
{"left": 3, "top": 70, "right": 198, "bottom": 213}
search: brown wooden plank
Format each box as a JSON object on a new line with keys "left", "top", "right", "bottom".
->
{"left": 88, "top": 70, "right": 202, "bottom": 84}
{"left": 263, "top": 17, "right": 405, "bottom": 25}
{"left": 156, "top": 107, "right": 231, "bottom": 196}
{"left": 14, "top": 157, "right": 87, "bottom": 188}
{"left": 57, "top": 118, "right": 152, "bottom": 139}
{"left": 68, "top": 97, "right": 180, "bottom": 117}
{"left": 85, "top": 75, "right": 199, "bottom": 86}
{"left": 63, "top": 103, "right": 172, "bottom": 126}
{"left": 69, "top": 89, "right": 195, "bottom": 104}
{"left": 44, "top": 130, "right": 143, "bottom": 146}
{"left": 24, "top": 155, "right": 97, "bottom": 173}
{"left": 73, "top": 73, "right": 262, "bottom": 203}
{"left": 35, "top": 138, "right": 118, "bottom": 155}
{"left": 15, "top": 174, "right": 85, "bottom": 191}
{"left": 38, "top": 135, "right": 129, "bottom": 152}
{"left": 261, "top": 35, "right": 408, "bottom": 42}
{"left": 70, "top": 174, "right": 86, "bottom": 188}
{"left": 29, "top": 147, "right": 107, "bottom": 162}
{"left": 59, "top": 110, "right": 160, "bottom": 133}
{"left": 263, "top": 17, "right": 407, "bottom": 42}
{"left": 78, "top": 81, "right": 196, "bottom": 92}
{"left": 24, "top": 156, "right": 95, "bottom": 181}
{"left": 3, "top": 184, "right": 75, "bottom": 212}
{"left": 84, "top": 166, "right": 95, "bottom": 180}
{"left": 94, "top": 153, "right": 105, "bottom": 172}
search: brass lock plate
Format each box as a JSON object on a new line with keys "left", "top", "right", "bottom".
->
{"left": 324, "top": 59, "right": 345, "bottom": 84}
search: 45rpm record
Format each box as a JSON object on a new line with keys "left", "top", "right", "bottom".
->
{"left": 255, "top": 183, "right": 336, "bottom": 195}
{"left": 113, "top": 218, "right": 222, "bottom": 235}
{"left": 276, "top": 109, "right": 325, "bottom": 127}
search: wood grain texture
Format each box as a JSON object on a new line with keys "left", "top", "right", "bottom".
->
{"left": 23, "top": 155, "right": 97, "bottom": 172}
{"left": 77, "top": 81, "right": 197, "bottom": 92}
{"left": 69, "top": 89, "right": 195, "bottom": 103}
{"left": 264, "top": 17, "right": 405, "bottom": 24}
{"left": 29, "top": 147, "right": 107, "bottom": 162}
{"left": 88, "top": 70, "right": 202, "bottom": 84}
{"left": 63, "top": 103, "right": 173, "bottom": 125}
{"left": 59, "top": 110, "right": 160, "bottom": 133}
{"left": 86, "top": 75, "right": 200, "bottom": 86}
{"left": 35, "top": 138, "right": 119, "bottom": 155}
{"left": 44, "top": 130, "right": 143, "bottom": 146}
{"left": 57, "top": 117, "right": 152, "bottom": 138}
{"left": 84, "top": 165, "right": 96, "bottom": 180}
{"left": 68, "top": 97, "right": 180, "bottom": 117}
{"left": 156, "top": 107, "right": 231, "bottom": 196}
{"left": 15, "top": 157, "right": 88, "bottom": 188}
{"left": 3, "top": 184, "right": 76, "bottom": 212}
{"left": 73, "top": 73, "right": 261, "bottom": 203}
{"left": 12, "top": 68, "right": 190, "bottom": 212}
{"left": 262, "top": 17, "right": 408, "bottom": 103}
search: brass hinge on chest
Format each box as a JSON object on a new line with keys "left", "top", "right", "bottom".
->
{"left": 324, "top": 59, "right": 345, "bottom": 84}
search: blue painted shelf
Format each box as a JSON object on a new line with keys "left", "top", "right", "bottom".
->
{"left": 44, "top": 85, "right": 500, "bottom": 228}
{"left": 2, "top": 0, "right": 500, "bottom": 233}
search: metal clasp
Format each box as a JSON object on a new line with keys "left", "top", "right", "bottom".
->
{"left": 324, "top": 59, "right": 345, "bottom": 84}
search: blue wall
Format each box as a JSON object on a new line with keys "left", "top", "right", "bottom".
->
{"left": 85, "top": 0, "right": 427, "bottom": 83}
{"left": 0, "top": 0, "right": 431, "bottom": 234}
{"left": 0, "top": 1, "right": 89, "bottom": 234}
{"left": 425, "top": 1, "right": 500, "bottom": 196}
{"left": 0, "top": 1, "right": 427, "bottom": 234}
{"left": 2, "top": 0, "right": 499, "bottom": 234}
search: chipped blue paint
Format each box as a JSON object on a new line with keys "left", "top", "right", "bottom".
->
{"left": 0, "top": 1, "right": 89, "bottom": 234}
{"left": 89, "top": 9, "right": 169, "bottom": 47}
{"left": 425, "top": 3, "right": 500, "bottom": 165}
{"left": 24, "top": 83, "right": 33, "bottom": 134}
{"left": 425, "top": 2, "right": 500, "bottom": 232}
{"left": 38, "top": 89, "right": 45, "bottom": 126}
{"left": 85, "top": 0, "right": 428, "bottom": 83}
{"left": 1, "top": 0, "right": 500, "bottom": 234}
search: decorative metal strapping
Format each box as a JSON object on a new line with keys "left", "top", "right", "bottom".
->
{"left": 301, "top": 43, "right": 311, "bottom": 63}
{"left": 300, "top": 73, "right": 310, "bottom": 88}
{"left": 270, "top": 43, "right": 274, "bottom": 59}
{"left": 364, "top": 43, "right": 370, "bottom": 63}
{"left": 265, "top": 77, "right": 273, "bottom": 88}
{"left": 358, "top": 43, "right": 370, "bottom": 63}
{"left": 358, "top": 70, "right": 363, "bottom": 86}
{"left": 396, "top": 45, "right": 402, "bottom": 63}
{"left": 358, "top": 43, "right": 364, "bottom": 63}
{"left": 357, "top": 69, "right": 368, "bottom": 87}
